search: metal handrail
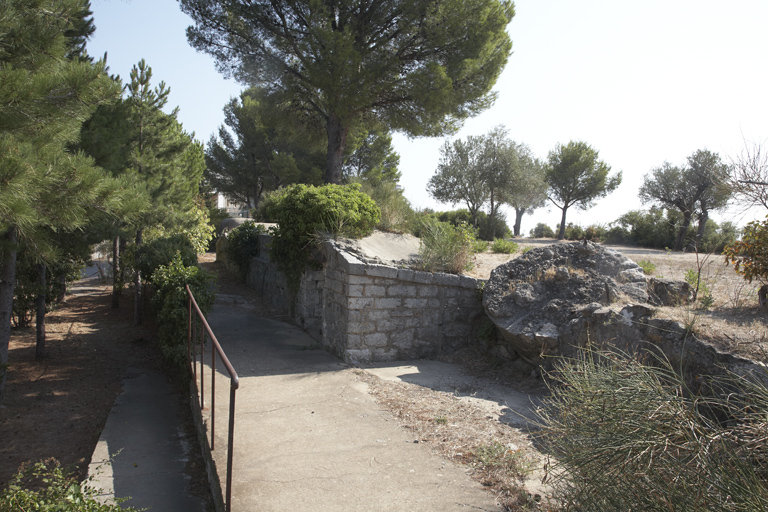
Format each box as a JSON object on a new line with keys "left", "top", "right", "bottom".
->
{"left": 186, "top": 285, "right": 240, "bottom": 512}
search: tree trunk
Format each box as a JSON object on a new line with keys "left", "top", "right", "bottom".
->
{"left": 35, "top": 263, "right": 46, "bottom": 360}
{"left": 674, "top": 211, "right": 693, "bottom": 251}
{"left": 513, "top": 208, "right": 524, "bottom": 237}
{"left": 694, "top": 211, "right": 709, "bottom": 251}
{"left": 557, "top": 207, "right": 568, "bottom": 240}
{"left": 55, "top": 273, "right": 66, "bottom": 303}
{"left": 112, "top": 235, "right": 121, "bottom": 309}
{"left": 324, "top": 114, "right": 349, "bottom": 184}
{"left": 134, "top": 229, "right": 143, "bottom": 326}
{"left": 0, "top": 227, "right": 19, "bottom": 405}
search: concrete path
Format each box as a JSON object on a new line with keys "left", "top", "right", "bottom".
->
{"left": 203, "top": 298, "right": 505, "bottom": 511}
{"left": 89, "top": 368, "right": 208, "bottom": 512}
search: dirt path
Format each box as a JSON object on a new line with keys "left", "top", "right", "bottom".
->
{"left": 0, "top": 276, "right": 212, "bottom": 507}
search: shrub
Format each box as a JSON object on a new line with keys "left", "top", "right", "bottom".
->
{"left": 225, "top": 221, "right": 267, "bottom": 279}
{"left": 537, "top": 347, "right": 768, "bottom": 511}
{"left": 685, "top": 267, "right": 715, "bottom": 309}
{"left": 419, "top": 220, "right": 475, "bottom": 274}
{"left": 260, "top": 184, "right": 380, "bottom": 294}
{"left": 436, "top": 209, "right": 511, "bottom": 241}
{"left": 490, "top": 238, "right": 518, "bottom": 254}
{"left": 353, "top": 178, "right": 415, "bottom": 233}
{"left": 530, "top": 223, "right": 555, "bottom": 238}
{"left": 562, "top": 223, "right": 584, "bottom": 240}
{"left": 151, "top": 253, "right": 215, "bottom": 370}
{"left": 133, "top": 234, "right": 196, "bottom": 281}
{"left": 725, "top": 216, "right": 768, "bottom": 285}
{"left": 637, "top": 259, "right": 656, "bottom": 274}
{"left": 0, "top": 460, "right": 137, "bottom": 511}
{"left": 471, "top": 239, "right": 489, "bottom": 253}
{"left": 143, "top": 204, "right": 215, "bottom": 255}
{"left": 583, "top": 224, "right": 606, "bottom": 242}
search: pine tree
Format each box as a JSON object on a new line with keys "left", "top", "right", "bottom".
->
{"left": 80, "top": 60, "right": 205, "bottom": 324}
{"left": 0, "top": 0, "right": 122, "bottom": 403}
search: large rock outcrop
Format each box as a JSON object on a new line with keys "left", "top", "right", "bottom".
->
{"left": 482, "top": 241, "right": 763, "bottom": 382}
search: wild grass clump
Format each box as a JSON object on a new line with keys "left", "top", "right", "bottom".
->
{"left": 537, "top": 347, "right": 768, "bottom": 512}
{"left": 491, "top": 238, "right": 518, "bottom": 254}
{"left": 418, "top": 219, "right": 474, "bottom": 274}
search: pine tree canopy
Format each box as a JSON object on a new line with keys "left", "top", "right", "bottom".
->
{"left": 181, "top": 0, "right": 515, "bottom": 183}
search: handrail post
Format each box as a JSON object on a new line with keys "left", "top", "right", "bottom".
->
{"left": 226, "top": 385, "right": 236, "bottom": 512}
{"left": 211, "top": 339, "right": 216, "bottom": 450}
{"left": 185, "top": 285, "right": 239, "bottom": 512}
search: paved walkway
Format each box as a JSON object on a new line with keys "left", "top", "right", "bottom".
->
{"left": 202, "top": 297, "right": 506, "bottom": 511}
{"left": 89, "top": 368, "right": 208, "bottom": 511}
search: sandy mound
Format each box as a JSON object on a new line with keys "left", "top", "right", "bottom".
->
{"left": 336, "top": 231, "right": 421, "bottom": 266}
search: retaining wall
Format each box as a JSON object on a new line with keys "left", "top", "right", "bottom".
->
{"left": 245, "top": 234, "right": 486, "bottom": 364}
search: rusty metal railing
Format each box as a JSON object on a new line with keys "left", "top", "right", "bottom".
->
{"left": 187, "top": 285, "right": 239, "bottom": 512}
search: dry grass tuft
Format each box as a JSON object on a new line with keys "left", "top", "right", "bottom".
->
{"left": 356, "top": 369, "right": 550, "bottom": 511}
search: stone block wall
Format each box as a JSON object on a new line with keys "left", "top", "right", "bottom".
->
{"left": 245, "top": 235, "right": 486, "bottom": 364}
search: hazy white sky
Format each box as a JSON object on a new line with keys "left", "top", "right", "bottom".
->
{"left": 89, "top": 0, "right": 768, "bottom": 235}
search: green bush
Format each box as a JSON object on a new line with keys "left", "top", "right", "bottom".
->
{"left": 637, "top": 259, "right": 656, "bottom": 274}
{"left": 562, "top": 223, "right": 584, "bottom": 240}
{"left": 225, "top": 221, "right": 267, "bottom": 279}
{"left": 477, "top": 213, "right": 511, "bottom": 241}
{"left": 133, "top": 234, "right": 197, "bottom": 281}
{"left": 490, "top": 238, "right": 518, "bottom": 254}
{"left": 151, "top": 253, "right": 215, "bottom": 370}
{"left": 530, "top": 223, "right": 555, "bottom": 238}
{"left": 0, "top": 460, "right": 137, "bottom": 511}
{"left": 471, "top": 239, "right": 489, "bottom": 253}
{"left": 537, "top": 347, "right": 768, "bottom": 511}
{"left": 418, "top": 220, "right": 475, "bottom": 274}
{"left": 583, "top": 224, "right": 606, "bottom": 241}
{"left": 260, "top": 184, "right": 380, "bottom": 294}
{"left": 353, "top": 178, "right": 415, "bottom": 233}
{"left": 435, "top": 209, "right": 511, "bottom": 241}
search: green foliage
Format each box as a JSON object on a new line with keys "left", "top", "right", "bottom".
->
{"left": 151, "top": 254, "right": 215, "bottom": 370}
{"left": 351, "top": 177, "right": 414, "bottom": 233}
{"left": 471, "top": 239, "right": 489, "bottom": 253}
{"left": 143, "top": 204, "right": 215, "bottom": 255}
{"left": 182, "top": 0, "right": 515, "bottom": 183}
{"left": 637, "top": 259, "right": 656, "bottom": 274}
{"left": 225, "top": 221, "right": 267, "bottom": 279}
{"left": 608, "top": 208, "right": 678, "bottom": 249}
{"left": 133, "top": 234, "right": 197, "bottom": 283}
{"left": 538, "top": 347, "right": 768, "bottom": 511}
{"left": 13, "top": 254, "right": 84, "bottom": 328}
{"left": 684, "top": 268, "right": 715, "bottom": 309}
{"left": 640, "top": 150, "right": 732, "bottom": 251}
{"left": 530, "top": 223, "right": 555, "bottom": 238}
{"left": 546, "top": 140, "right": 622, "bottom": 239}
{"left": 205, "top": 87, "right": 324, "bottom": 210}
{"left": 490, "top": 239, "right": 518, "bottom": 254}
{"left": 435, "top": 209, "right": 510, "bottom": 241}
{"left": 562, "top": 223, "right": 584, "bottom": 240}
{"left": 418, "top": 220, "right": 475, "bottom": 274}
{"left": 725, "top": 216, "right": 768, "bottom": 286}
{"left": 261, "top": 184, "right": 380, "bottom": 293}
{"left": 0, "top": 460, "right": 137, "bottom": 511}
{"left": 609, "top": 208, "right": 737, "bottom": 252}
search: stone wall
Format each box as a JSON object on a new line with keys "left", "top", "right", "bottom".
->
{"left": 245, "top": 234, "right": 486, "bottom": 364}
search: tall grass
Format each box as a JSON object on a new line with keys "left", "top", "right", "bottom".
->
{"left": 536, "top": 347, "right": 768, "bottom": 512}
{"left": 418, "top": 220, "right": 475, "bottom": 273}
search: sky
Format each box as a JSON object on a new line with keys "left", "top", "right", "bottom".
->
{"left": 89, "top": 0, "right": 768, "bottom": 235}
